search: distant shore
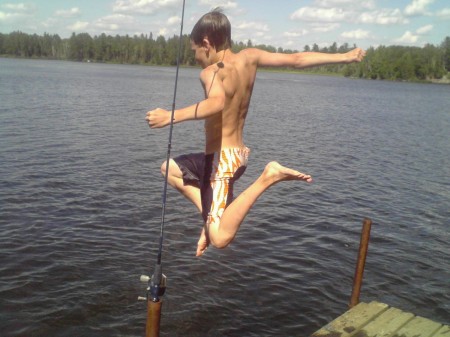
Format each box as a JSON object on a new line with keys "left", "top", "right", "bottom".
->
{"left": 2, "top": 55, "right": 449, "bottom": 85}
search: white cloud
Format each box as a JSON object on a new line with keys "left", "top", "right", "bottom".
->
{"left": 291, "top": 7, "right": 349, "bottom": 22}
{"left": 284, "top": 40, "right": 295, "bottom": 47}
{"left": 0, "top": 2, "right": 35, "bottom": 23}
{"left": 42, "top": 18, "right": 60, "bottom": 29}
{"left": 314, "top": 0, "right": 375, "bottom": 10}
{"left": 283, "top": 29, "right": 308, "bottom": 38}
{"left": 198, "top": 0, "right": 238, "bottom": 10}
{"left": 310, "top": 23, "right": 340, "bottom": 33}
{"left": 395, "top": 31, "right": 419, "bottom": 44}
{"left": 436, "top": 8, "right": 450, "bottom": 19}
{"left": 92, "top": 14, "right": 135, "bottom": 33}
{"left": 404, "top": 0, "right": 434, "bottom": 16}
{"left": 232, "top": 20, "right": 270, "bottom": 45}
{"left": 67, "top": 21, "right": 89, "bottom": 32}
{"left": 0, "top": 12, "right": 30, "bottom": 24}
{"left": 55, "top": 8, "right": 81, "bottom": 18}
{"left": 235, "top": 21, "right": 269, "bottom": 32}
{"left": 0, "top": 11, "right": 11, "bottom": 22}
{"left": 416, "top": 24, "right": 432, "bottom": 34}
{"left": 358, "top": 9, "right": 408, "bottom": 25}
{"left": 341, "top": 29, "right": 370, "bottom": 39}
{"left": 167, "top": 15, "right": 181, "bottom": 25}
{"left": 1, "top": 3, "right": 34, "bottom": 12}
{"left": 314, "top": 0, "right": 350, "bottom": 5}
{"left": 113, "top": 0, "right": 179, "bottom": 15}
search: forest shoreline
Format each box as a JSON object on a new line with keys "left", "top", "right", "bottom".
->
{"left": 2, "top": 54, "right": 448, "bottom": 85}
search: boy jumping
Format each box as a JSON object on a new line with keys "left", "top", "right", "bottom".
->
{"left": 146, "top": 9, "right": 366, "bottom": 256}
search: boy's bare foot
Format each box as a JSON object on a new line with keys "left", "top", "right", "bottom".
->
{"left": 264, "top": 161, "right": 313, "bottom": 184}
{"left": 196, "top": 227, "right": 209, "bottom": 256}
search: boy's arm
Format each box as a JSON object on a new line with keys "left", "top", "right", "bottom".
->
{"left": 247, "top": 47, "right": 366, "bottom": 69}
{"left": 146, "top": 67, "right": 225, "bottom": 129}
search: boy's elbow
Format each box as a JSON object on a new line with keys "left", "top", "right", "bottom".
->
{"left": 294, "top": 54, "right": 309, "bottom": 69}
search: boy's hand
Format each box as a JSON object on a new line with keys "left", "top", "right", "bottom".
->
{"left": 346, "top": 48, "right": 366, "bottom": 63}
{"left": 146, "top": 108, "right": 171, "bottom": 128}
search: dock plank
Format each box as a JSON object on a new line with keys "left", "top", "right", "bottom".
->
{"left": 311, "top": 302, "right": 449, "bottom": 337}
{"left": 362, "top": 307, "right": 414, "bottom": 337}
{"left": 433, "top": 325, "right": 450, "bottom": 337}
{"left": 311, "top": 301, "right": 389, "bottom": 337}
{"left": 393, "top": 316, "right": 443, "bottom": 337}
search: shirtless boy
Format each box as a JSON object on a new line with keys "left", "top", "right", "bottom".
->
{"left": 146, "top": 9, "right": 366, "bottom": 256}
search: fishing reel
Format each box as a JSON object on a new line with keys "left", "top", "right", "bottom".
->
{"left": 139, "top": 269, "right": 167, "bottom": 302}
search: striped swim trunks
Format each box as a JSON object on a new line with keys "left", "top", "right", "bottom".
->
{"left": 173, "top": 147, "right": 250, "bottom": 229}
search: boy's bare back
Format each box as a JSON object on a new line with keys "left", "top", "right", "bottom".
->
{"left": 201, "top": 49, "right": 258, "bottom": 154}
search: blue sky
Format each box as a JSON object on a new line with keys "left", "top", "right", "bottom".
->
{"left": 0, "top": 0, "right": 449, "bottom": 49}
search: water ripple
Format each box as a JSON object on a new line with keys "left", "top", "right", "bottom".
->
{"left": 1, "top": 59, "right": 449, "bottom": 337}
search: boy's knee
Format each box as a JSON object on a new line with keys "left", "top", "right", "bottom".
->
{"left": 209, "top": 234, "right": 232, "bottom": 250}
{"left": 210, "top": 240, "right": 228, "bottom": 250}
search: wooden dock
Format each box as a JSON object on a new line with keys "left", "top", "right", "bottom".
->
{"left": 311, "top": 301, "right": 449, "bottom": 337}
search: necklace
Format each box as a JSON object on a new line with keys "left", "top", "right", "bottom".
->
{"left": 217, "top": 50, "right": 226, "bottom": 68}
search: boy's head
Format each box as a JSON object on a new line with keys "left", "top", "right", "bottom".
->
{"left": 190, "top": 8, "right": 231, "bottom": 50}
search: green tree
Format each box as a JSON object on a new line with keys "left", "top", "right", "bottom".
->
{"left": 153, "top": 35, "right": 167, "bottom": 64}
{"left": 68, "top": 32, "right": 94, "bottom": 61}
{"left": 1, "top": 31, "right": 448, "bottom": 81}
{"left": 338, "top": 43, "right": 350, "bottom": 53}
{"left": 183, "top": 34, "right": 195, "bottom": 65}
{"left": 94, "top": 33, "right": 108, "bottom": 61}
{"left": 0, "top": 33, "right": 4, "bottom": 54}
{"left": 329, "top": 42, "right": 338, "bottom": 53}
{"left": 166, "top": 35, "right": 179, "bottom": 65}
{"left": 441, "top": 36, "right": 450, "bottom": 72}
{"left": 232, "top": 40, "right": 246, "bottom": 53}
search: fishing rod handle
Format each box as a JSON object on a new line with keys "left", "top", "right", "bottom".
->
{"left": 146, "top": 299, "right": 162, "bottom": 337}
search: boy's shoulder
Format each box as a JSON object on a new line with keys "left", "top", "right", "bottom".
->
{"left": 237, "top": 48, "right": 266, "bottom": 64}
{"left": 240, "top": 48, "right": 261, "bottom": 54}
{"left": 198, "top": 64, "right": 223, "bottom": 85}
{"left": 200, "top": 63, "right": 222, "bottom": 76}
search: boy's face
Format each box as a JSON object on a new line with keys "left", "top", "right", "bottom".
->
{"left": 191, "top": 39, "right": 210, "bottom": 69}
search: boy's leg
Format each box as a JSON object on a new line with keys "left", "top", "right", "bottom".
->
{"left": 196, "top": 228, "right": 209, "bottom": 256}
{"left": 206, "top": 161, "right": 312, "bottom": 249}
{"left": 161, "top": 159, "right": 202, "bottom": 211}
{"left": 161, "top": 159, "right": 209, "bottom": 255}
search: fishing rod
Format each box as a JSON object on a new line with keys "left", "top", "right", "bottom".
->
{"left": 139, "top": 1, "right": 186, "bottom": 336}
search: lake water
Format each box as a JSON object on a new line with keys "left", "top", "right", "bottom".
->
{"left": 0, "top": 58, "right": 449, "bottom": 337}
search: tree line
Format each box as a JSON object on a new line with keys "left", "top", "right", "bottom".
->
{"left": 1, "top": 31, "right": 449, "bottom": 82}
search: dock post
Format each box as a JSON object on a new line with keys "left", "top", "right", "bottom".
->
{"left": 349, "top": 218, "right": 372, "bottom": 308}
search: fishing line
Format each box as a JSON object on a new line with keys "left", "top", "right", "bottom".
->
{"left": 149, "top": 0, "right": 186, "bottom": 301}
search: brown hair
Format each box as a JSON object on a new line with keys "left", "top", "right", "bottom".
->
{"left": 190, "top": 8, "right": 231, "bottom": 50}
